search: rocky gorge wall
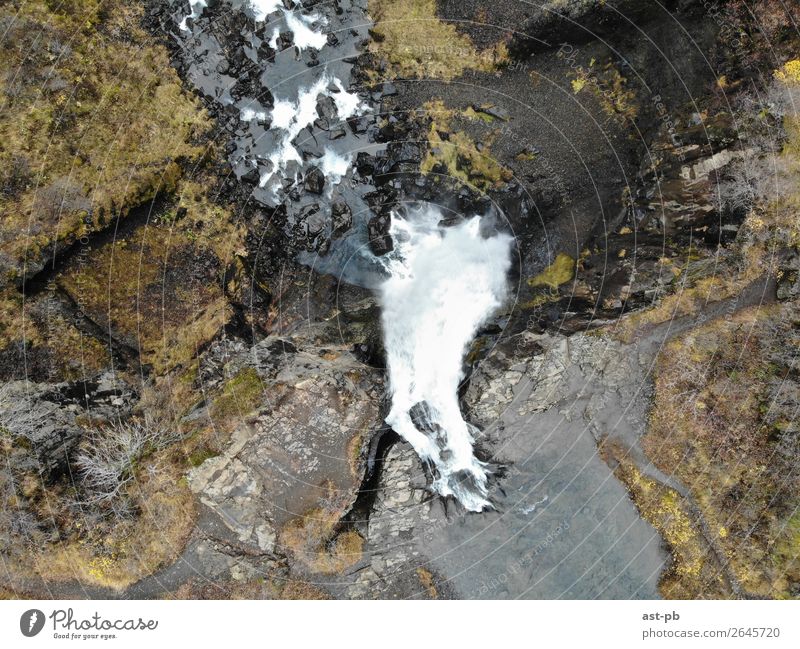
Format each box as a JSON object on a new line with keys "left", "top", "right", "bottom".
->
{"left": 1, "top": 0, "right": 799, "bottom": 600}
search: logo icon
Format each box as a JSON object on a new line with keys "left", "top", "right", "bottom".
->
{"left": 20, "top": 609, "right": 45, "bottom": 637}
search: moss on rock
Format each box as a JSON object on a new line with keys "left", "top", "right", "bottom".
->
{"left": 420, "top": 100, "right": 513, "bottom": 190}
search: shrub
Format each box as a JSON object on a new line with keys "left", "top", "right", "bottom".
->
{"left": 76, "top": 419, "right": 178, "bottom": 506}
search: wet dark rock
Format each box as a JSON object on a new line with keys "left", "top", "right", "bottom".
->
{"left": 348, "top": 115, "right": 370, "bottom": 134}
{"left": 277, "top": 30, "right": 293, "bottom": 49}
{"left": 316, "top": 95, "right": 337, "bottom": 121}
{"left": 368, "top": 213, "right": 393, "bottom": 256}
{"left": 306, "top": 212, "right": 327, "bottom": 240}
{"left": 355, "top": 152, "right": 375, "bottom": 176}
{"left": 331, "top": 199, "right": 353, "bottom": 238}
{"left": 241, "top": 167, "right": 261, "bottom": 184}
{"left": 304, "top": 165, "right": 325, "bottom": 194}
{"left": 364, "top": 187, "right": 397, "bottom": 215}
{"left": 509, "top": 0, "right": 683, "bottom": 57}
{"left": 296, "top": 138, "right": 323, "bottom": 160}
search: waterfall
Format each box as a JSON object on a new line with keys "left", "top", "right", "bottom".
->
{"left": 378, "top": 205, "right": 513, "bottom": 511}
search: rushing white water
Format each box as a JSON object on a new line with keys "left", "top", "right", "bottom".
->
{"left": 176, "top": 0, "right": 366, "bottom": 199}
{"left": 282, "top": 9, "right": 328, "bottom": 50}
{"left": 180, "top": 0, "right": 327, "bottom": 52}
{"left": 248, "top": 0, "right": 282, "bottom": 21}
{"left": 379, "top": 206, "right": 513, "bottom": 511}
{"left": 258, "top": 74, "right": 367, "bottom": 194}
{"left": 179, "top": 0, "right": 207, "bottom": 31}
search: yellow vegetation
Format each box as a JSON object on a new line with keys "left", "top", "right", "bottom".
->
{"left": 416, "top": 567, "right": 438, "bottom": 598}
{"left": 32, "top": 463, "right": 196, "bottom": 590}
{"left": 420, "top": 100, "right": 512, "bottom": 190}
{"left": 521, "top": 253, "right": 576, "bottom": 308}
{"left": 0, "top": 0, "right": 211, "bottom": 282}
{"left": 280, "top": 507, "right": 364, "bottom": 575}
{"left": 601, "top": 440, "right": 730, "bottom": 599}
{"left": 644, "top": 305, "right": 800, "bottom": 597}
{"left": 528, "top": 253, "right": 576, "bottom": 290}
{"left": 210, "top": 367, "right": 266, "bottom": 425}
{"left": 368, "top": 0, "right": 508, "bottom": 80}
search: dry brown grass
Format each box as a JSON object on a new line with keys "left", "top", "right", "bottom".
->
{"left": 30, "top": 458, "right": 196, "bottom": 590}
{"left": 644, "top": 304, "right": 800, "bottom": 598}
{"left": 416, "top": 567, "right": 438, "bottom": 599}
{"left": 56, "top": 174, "right": 243, "bottom": 377}
{"left": 280, "top": 580, "right": 331, "bottom": 600}
{"left": 0, "top": 0, "right": 211, "bottom": 282}
{"left": 601, "top": 439, "right": 731, "bottom": 599}
{"left": 279, "top": 505, "right": 364, "bottom": 575}
{"left": 368, "top": 0, "right": 508, "bottom": 80}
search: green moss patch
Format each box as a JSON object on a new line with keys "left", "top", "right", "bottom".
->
{"left": 210, "top": 367, "right": 266, "bottom": 424}
{"left": 420, "top": 100, "right": 512, "bottom": 190}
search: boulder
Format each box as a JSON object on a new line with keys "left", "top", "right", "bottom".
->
{"left": 304, "top": 165, "right": 325, "bottom": 194}
{"left": 367, "top": 213, "right": 393, "bottom": 256}
{"left": 188, "top": 337, "right": 383, "bottom": 553}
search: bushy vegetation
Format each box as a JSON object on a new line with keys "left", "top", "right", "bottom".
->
{"left": 645, "top": 304, "right": 800, "bottom": 598}
{"left": 0, "top": 0, "right": 211, "bottom": 282}
{"left": 612, "top": 54, "right": 800, "bottom": 598}
{"left": 420, "top": 100, "right": 513, "bottom": 190}
{"left": 0, "top": 0, "right": 238, "bottom": 593}
{"left": 76, "top": 419, "right": 179, "bottom": 507}
{"left": 279, "top": 485, "right": 364, "bottom": 575}
{"left": 600, "top": 439, "right": 732, "bottom": 599}
{"left": 367, "top": 0, "right": 508, "bottom": 80}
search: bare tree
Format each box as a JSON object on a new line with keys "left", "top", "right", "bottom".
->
{"left": 75, "top": 419, "right": 170, "bottom": 505}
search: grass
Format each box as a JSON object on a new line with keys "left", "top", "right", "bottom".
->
{"left": 521, "top": 253, "right": 575, "bottom": 308}
{"left": 568, "top": 61, "right": 639, "bottom": 125}
{"left": 600, "top": 439, "right": 731, "bottom": 599}
{"left": 610, "top": 244, "right": 766, "bottom": 343}
{"left": 210, "top": 367, "right": 266, "bottom": 426}
{"left": 420, "top": 100, "right": 513, "bottom": 190}
{"left": 0, "top": 1, "right": 231, "bottom": 383}
{"left": 279, "top": 506, "right": 364, "bottom": 575}
{"left": 416, "top": 567, "right": 438, "bottom": 598}
{"left": 608, "top": 55, "right": 800, "bottom": 599}
{"left": 29, "top": 454, "right": 196, "bottom": 590}
{"left": 0, "top": 0, "right": 211, "bottom": 284}
{"left": 367, "top": 0, "right": 508, "bottom": 80}
{"left": 279, "top": 580, "right": 331, "bottom": 600}
{"left": 55, "top": 175, "right": 242, "bottom": 377}
{"left": 528, "top": 253, "right": 575, "bottom": 290}
{"left": 643, "top": 304, "right": 800, "bottom": 598}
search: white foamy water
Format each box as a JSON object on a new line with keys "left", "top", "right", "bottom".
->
{"left": 319, "top": 149, "right": 352, "bottom": 190}
{"left": 176, "top": 0, "right": 366, "bottom": 198}
{"left": 180, "top": 0, "right": 328, "bottom": 52}
{"left": 258, "top": 74, "right": 367, "bottom": 195}
{"left": 282, "top": 9, "right": 329, "bottom": 50}
{"left": 248, "top": 0, "right": 282, "bottom": 21}
{"left": 379, "top": 206, "right": 513, "bottom": 511}
{"left": 179, "top": 0, "right": 207, "bottom": 31}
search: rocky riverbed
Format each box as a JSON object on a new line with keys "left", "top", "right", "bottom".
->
{"left": 1, "top": 0, "right": 799, "bottom": 599}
